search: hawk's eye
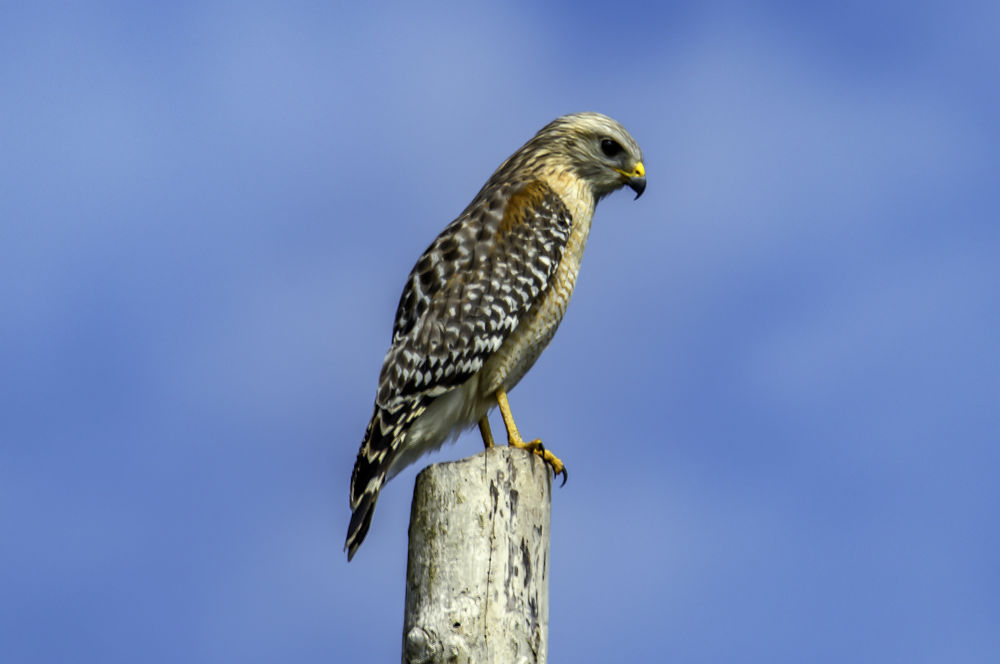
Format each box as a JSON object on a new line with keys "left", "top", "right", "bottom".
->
{"left": 600, "top": 138, "right": 624, "bottom": 157}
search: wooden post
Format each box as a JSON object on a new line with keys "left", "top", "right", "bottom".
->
{"left": 402, "top": 446, "right": 551, "bottom": 664}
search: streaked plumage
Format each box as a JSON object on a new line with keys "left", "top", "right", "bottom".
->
{"left": 347, "top": 112, "right": 645, "bottom": 560}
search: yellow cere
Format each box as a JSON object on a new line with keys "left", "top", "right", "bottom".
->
{"left": 616, "top": 162, "right": 645, "bottom": 178}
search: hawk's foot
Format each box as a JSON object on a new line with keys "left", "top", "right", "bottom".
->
{"left": 508, "top": 437, "right": 568, "bottom": 486}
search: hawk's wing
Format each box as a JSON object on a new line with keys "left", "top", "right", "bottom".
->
{"left": 377, "top": 178, "right": 573, "bottom": 411}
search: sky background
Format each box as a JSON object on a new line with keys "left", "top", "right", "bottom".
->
{"left": 2, "top": 1, "right": 998, "bottom": 662}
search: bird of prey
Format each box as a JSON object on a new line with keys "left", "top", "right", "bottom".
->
{"left": 347, "top": 112, "right": 645, "bottom": 560}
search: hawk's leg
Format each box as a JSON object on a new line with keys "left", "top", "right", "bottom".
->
{"left": 478, "top": 416, "right": 495, "bottom": 449}
{"left": 495, "top": 388, "right": 567, "bottom": 485}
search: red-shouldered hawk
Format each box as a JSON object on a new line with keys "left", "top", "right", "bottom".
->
{"left": 347, "top": 112, "right": 645, "bottom": 560}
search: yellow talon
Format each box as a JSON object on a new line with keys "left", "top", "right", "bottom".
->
{"left": 495, "top": 388, "right": 568, "bottom": 485}
{"left": 508, "top": 436, "right": 567, "bottom": 485}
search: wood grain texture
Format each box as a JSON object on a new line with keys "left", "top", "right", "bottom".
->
{"left": 402, "top": 446, "right": 551, "bottom": 664}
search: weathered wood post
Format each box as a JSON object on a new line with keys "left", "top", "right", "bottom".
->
{"left": 402, "top": 446, "right": 551, "bottom": 664}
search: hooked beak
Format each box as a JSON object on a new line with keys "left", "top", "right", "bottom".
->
{"left": 617, "top": 162, "right": 646, "bottom": 199}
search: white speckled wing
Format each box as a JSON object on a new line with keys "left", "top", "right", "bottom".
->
{"left": 377, "top": 179, "right": 573, "bottom": 412}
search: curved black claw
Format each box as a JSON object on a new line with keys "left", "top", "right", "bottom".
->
{"left": 557, "top": 466, "right": 568, "bottom": 487}
{"left": 535, "top": 441, "right": 568, "bottom": 487}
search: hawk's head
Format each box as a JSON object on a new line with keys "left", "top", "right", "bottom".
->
{"left": 532, "top": 112, "right": 646, "bottom": 200}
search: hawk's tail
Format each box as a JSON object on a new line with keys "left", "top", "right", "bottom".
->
{"left": 345, "top": 489, "right": 379, "bottom": 562}
{"left": 345, "top": 400, "right": 425, "bottom": 561}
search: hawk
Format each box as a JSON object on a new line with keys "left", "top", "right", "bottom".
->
{"left": 347, "top": 112, "right": 645, "bottom": 560}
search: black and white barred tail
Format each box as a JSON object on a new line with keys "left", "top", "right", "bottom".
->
{"left": 346, "top": 398, "right": 427, "bottom": 560}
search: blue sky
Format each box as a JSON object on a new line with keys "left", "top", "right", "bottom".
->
{"left": 2, "top": 2, "right": 998, "bottom": 662}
